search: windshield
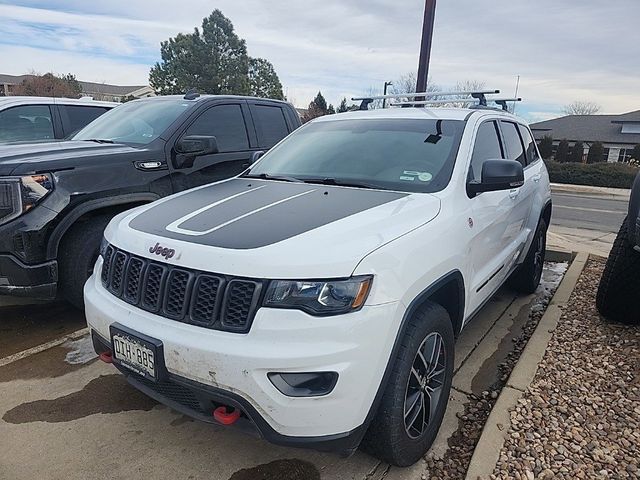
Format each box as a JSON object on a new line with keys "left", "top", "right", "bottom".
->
{"left": 73, "top": 99, "right": 194, "bottom": 145}
{"left": 246, "top": 118, "right": 465, "bottom": 193}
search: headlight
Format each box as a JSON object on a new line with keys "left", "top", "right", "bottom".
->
{"left": 264, "top": 276, "right": 373, "bottom": 315}
{"left": 0, "top": 174, "right": 53, "bottom": 226}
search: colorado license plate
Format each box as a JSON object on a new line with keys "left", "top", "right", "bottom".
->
{"left": 112, "top": 331, "right": 156, "bottom": 380}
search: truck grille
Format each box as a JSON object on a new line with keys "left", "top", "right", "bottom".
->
{"left": 101, "top": 245, "right": 263, "bottom": 333}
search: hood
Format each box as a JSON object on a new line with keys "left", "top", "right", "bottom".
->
{"left": 106, "top": 178, "right": 441, "bottom": 278}
{"left": 0, "top": 140, "right": 142, "bottom": 175}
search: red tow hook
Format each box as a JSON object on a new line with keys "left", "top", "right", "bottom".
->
{"left": 213, "top": 406, "right": 241, "bottom": 425}
{"left": 99, "top": 351, "right": 113, "bottom": 364}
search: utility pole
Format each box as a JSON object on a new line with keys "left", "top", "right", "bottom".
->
{"left": 416, "top": 0, "right": 437, "bottom": 97}
{"left": 382, "top": 81, "right": 393, "bottom": 108}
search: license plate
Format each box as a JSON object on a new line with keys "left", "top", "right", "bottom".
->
{"left": 111, "top": 330, "right": 156, "bottom": 380}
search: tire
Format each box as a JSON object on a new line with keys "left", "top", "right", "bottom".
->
{"left": 58, "top": 214, "right": 113, "bottom": 309}
{"left": 508, "top": 218, "right": 548, "bottom": 294}
{"left": 596, "top": 217, "right": 640, "bottom": 324}
{"left": 362, "top": 301, "right": 454, "bottom": 467}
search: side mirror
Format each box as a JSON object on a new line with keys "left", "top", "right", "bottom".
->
{"left": 250, "top": 150, "right": 265, "bottom": 164}
{"left": 176, "top": 135, "right": 219, "bottom": 156}
{"left": 467, "top": 159, "right": 524, "bottom": 197}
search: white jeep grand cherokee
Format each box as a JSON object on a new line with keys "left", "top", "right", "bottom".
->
{"left": 85, "top": 106, "right": 551, "bottom": 466}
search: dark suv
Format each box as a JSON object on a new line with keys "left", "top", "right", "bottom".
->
{"left": 0, "top": 94, "right": 301, "bottom": 307}
{"left": 597, "top": 170, "right": 640, "bottom": 324}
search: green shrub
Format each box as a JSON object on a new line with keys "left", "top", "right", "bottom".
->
{"left": 538, "top": 136, "right": 553, "bottom": 160}
{"left": 569, "top": 142, "right": 584, "bottom": 163}
{"left": 544, "top": 160, "right": 639, "bottom": 189}
{"left": 587, "top": 141, "right": 605, "bottom": 164}
{"left": 555, "top": 139, "right": 570, "bottom": 163}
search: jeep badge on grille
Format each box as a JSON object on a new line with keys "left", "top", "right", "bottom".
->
{"left": 149, "top": 243, "right": 176, "bottom": 260}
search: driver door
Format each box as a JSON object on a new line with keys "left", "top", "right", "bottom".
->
{"left": 169, "top": 102, "right": 256, "bottom": 192}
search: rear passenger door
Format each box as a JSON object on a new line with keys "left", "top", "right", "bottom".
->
{"left": 169, "top": 102, "right": 256, "bottom": 192}
{"left": 57, "top": 104, "right": 111, "bottom": 138}
{"left": 498, "top": 121, "right": 536, "bottom": 256}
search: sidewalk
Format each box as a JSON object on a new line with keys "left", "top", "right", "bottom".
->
{"left": 547, "top": 225, "right": 615, "bottom": 258}
{"left": 550, "top": 183, "right": 631, "bottom": 201}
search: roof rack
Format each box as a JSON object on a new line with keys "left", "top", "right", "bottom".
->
{"left": 351, "top": 90, "right": 522, "bottom": 111}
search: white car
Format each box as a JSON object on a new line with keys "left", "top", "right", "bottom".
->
{"left": 85, "top": 105, "right": 551, "bottom": 466}
{"left": 0, "top": 96, "right": 117, "bottom": 143}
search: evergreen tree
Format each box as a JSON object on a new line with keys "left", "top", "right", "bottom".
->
{"left": 248, "top": 57, "right": 284, "bottom": 99}
{"left": 337, "top": 98, "right": 349, "bottom": 113}
{"left": 555, "top": 139, "right": 570, "bottom": 163}
{"left": 538, "top": 135, "right": 554, "bottom": 160}
{"left": 327, "top": 104, "right": 335, "bottom": 114}
{"left": 630, "top": 144, "right": 640, "bottom": 162}
{"left": 587, "top": 142, "right": 605, "bottom": 164}
{"left": 569, "top": 142, "right": 585, "bottom": 163}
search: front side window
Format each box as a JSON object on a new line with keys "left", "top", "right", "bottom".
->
{"left": 0, "top": 105, "right": 54, "bottom": 142}
{"left": 74, "top": 99, "right": 194, "bottom": 145}
{"left": 500, "top": 121, "right": 527, "bottom": 167}
{"left": 469, "top": 121, "right": 503, "bottom": 182}
{"left": 247, "top": 118, "right": 465, "bottom": 193}
{"left": 184, "top": 104, "right": 249, "bottom": 152}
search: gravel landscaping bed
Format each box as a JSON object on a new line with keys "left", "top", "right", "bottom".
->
{"left": 492, "top": 258, "right": 640, "bottom": 479}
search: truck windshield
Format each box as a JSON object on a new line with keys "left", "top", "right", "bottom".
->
{"left": 73, "top": 99, "right": 194, "bottom": 146}
{"left": 246, "top": 118, "right": 465, "bottom": 193}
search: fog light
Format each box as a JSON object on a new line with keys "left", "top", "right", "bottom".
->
{"left": 268, "top": 372, "right": 338, "bottom": 397}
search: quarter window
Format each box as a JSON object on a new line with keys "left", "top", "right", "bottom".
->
{"left": 500, "top": 121, "right": 527, "bottom": 167}
{"left": 517, "top": 124, "right": 538, "bottom": 165}
{"left": 0, "top": 105, "right": 54, "bottom": 142}
{"left": 252, "top": 105, "right": 289, "bottom": 148}
{"left": 469, "top": 121, "right": 503, "bottom": 182}
{"left": 185, "top": 104, "right": 249, "bottom": 152}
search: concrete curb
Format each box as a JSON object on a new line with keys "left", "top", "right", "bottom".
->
{"left": 464, "top": 251, "right": 589, "bottom": 480}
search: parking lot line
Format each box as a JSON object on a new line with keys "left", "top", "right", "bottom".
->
{"left": 0, "top": 327, "right": 89, "bottom": 368}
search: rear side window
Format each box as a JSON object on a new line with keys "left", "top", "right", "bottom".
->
{"left": 185, "top": 104, "right": 249, "bottom": 152}
{"left": 469, "top": 121, "right": 503, "bottom": 182}
{"left": 0, "top": 105, "right": 54, "bottom": 142}
{"left": 60, "top": 105, "right": 110, "bottom": 136}
{"left": 500, "top": 121, "right": 527, "bottom": 167}
{"left": 251, "top": 105, "right": 289, "bottom": 148}
{"left": 517, "top": 124, "right": 538, "bottom": 165}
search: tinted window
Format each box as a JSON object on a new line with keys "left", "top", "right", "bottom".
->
{"left": 469, "top": 121, "right": 503, "bottom": 182}
{"left": 517, "top": 124, "right": 538, "bottom": 165}
{"left": 248, "top": 119, "right": 465, "bottom": 193}
{"left": 500, "top": 121, "right": 526, "bottom": 167}
{"left": 0, "top": 105, "right": 54, "bottom": 143}
{"left": 61, "top": 105, "right": 109, "bottom": 136}
{"left": 74, "top": 99, "right": 194, "bottom": 145}
{"left": 185, "top": 104, "right": 249, "bottom": 152}
{"left": 252, "top": 105, "right": 289, "bottom": 148}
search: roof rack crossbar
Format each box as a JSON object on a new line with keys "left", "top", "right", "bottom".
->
{"left": 493, "top": 98, "right": 522, "bottom": 111}
{"left": 389, "top": 99, "right": 479, "bottom": 107}
{"left": 352, "top": 89, "right": 499, "bottom": 102}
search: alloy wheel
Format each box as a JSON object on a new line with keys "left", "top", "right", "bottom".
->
{"left": 403, "top": 332, "right": 447, "bottom": 439}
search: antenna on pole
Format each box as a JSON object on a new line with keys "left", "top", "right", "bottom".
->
{"left": 512, "top": 75, "right": 521, "bottom": 114}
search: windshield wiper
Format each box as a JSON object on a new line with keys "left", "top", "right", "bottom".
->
{"left": 84, "top": 138, "right": 115, "bottom": 144}
{"left": 242, "top": 173, "right": 300, "bottom": 183}
{"left": 300, "top": 177, "right": 377, "bottom": 190}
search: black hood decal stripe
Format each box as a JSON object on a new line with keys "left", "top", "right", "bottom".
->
{"left": 129, "top": 179, "right": 408, "bottom": 249}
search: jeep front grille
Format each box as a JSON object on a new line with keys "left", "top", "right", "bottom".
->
{"left": 101, "top": 246, "right": 263, "bottom": 333}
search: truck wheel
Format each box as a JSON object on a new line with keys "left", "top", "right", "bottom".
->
{"left": 362, "top": 301, "right": 454, "bottom": 467}
{"left": 508, "top": 218, "right": 548, "bottom": 294}
{"left": 596, "top": 217, "right": 640, "bottom": 324}
{"left": 59, "top": 214, "right": 112, "bottom": 310}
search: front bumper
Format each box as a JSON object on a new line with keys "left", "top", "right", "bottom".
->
{"left": 84, "top": 264, "right": 402, "bottom": 445}
{"left": 0, "top": 254, "right": 57, "bottom": 299}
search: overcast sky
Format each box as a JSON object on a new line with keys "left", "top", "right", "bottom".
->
{"left": 1, "top": 0, "right": 639, "bottom": 121}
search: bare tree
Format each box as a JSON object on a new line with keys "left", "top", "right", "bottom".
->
{"left": 563, "top": 101, "right": 601, "bottom": 116}
{"left": 386, "top": 72, "right": 440, "bottom": 107}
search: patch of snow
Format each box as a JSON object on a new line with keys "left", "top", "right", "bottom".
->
{"left": 64, "top": 335, "right": 96, "bottom": 365}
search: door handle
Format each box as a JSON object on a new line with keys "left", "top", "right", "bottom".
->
{"left": 532, "top": 173, "right": 541, "bottom": 183}
{"left": 509, "top": 189, "right": 520, "bottom": 200}
{"left": 134, "top": 161, "right": 167, "bottom": 171}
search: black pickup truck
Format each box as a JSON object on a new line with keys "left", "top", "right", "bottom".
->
{"left": 597, "top": 171, "right": 640, "bottom": 324}
{"left": 0, "top": 94, "right": 301, "bottom": 307}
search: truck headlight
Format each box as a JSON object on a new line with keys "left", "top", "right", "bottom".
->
{"left": 264, "top": 276, "right": 373, "bottom": 315}
{"left": 0, "top": 174, "right": 53, "bottom": 226}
